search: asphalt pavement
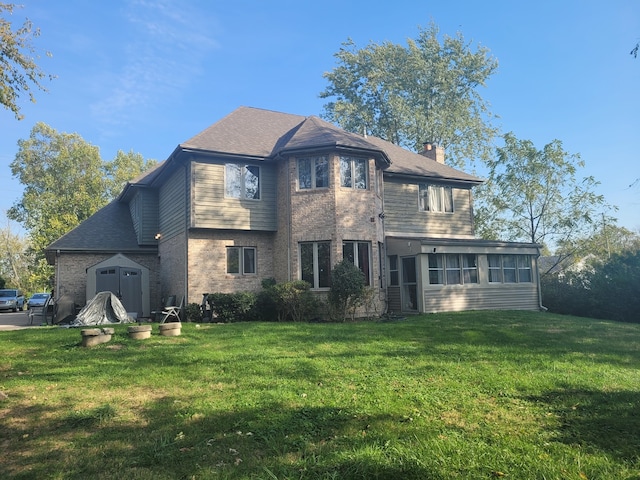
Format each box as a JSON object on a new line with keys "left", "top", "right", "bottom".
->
{"left": 0, "top": 311, "right": 43, "bottom": 331}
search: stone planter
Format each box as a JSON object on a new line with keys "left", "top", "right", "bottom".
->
{"left": 128, "top": 324, "right": 152, "bottom": 340}
{"left": 81, "top": 327, "right": 114, "bottom": 347}
{"left": 158, "top": 322, "right": 181, "bottom": 337}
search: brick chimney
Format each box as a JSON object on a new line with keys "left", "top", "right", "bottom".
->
{"left": 420, "top": 142, "right": 445, "bottom": 164}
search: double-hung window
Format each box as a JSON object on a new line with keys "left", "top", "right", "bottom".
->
{"left": 488, "top": 255, "right": 532, "bottom": 283}
{"left": 300, "top": 242, "right": 331, "bottom": 289}
{"left": 226, "top": 247, "right": 256, "bottom": 275}
{"left": 298, "top": 156, "right": 329, "bottom": 189}
{"left": 343, "top": 241, "right": 371, "bottom": 285}
{"left": 428, "top": 254, "right": 478, "bottom": 285}
{"left": 419, "top": 184, "right": 453, "bottom": 212}
{"left": 225, "top": 164, "right": 260, "bottom": 199}
{"left": 340, "top": 156, "right": 368, "bottom": 189}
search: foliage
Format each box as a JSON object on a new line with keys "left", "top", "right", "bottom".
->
{"left": 208, "top": 292, "right": 256, "bottom": 323}
{"left": 2, "top": 312, "right": 640, "bottom": 479}
{"left": 8, "top": 123, "right": 156, "bottom": 285}
{"left": 320, "top": 22, "right": 499, "bottom": 169}
{"left": 542, "top": 249, "right": 640, "bottom": 323}
{"left": 0, "top": 3, "right": 55, "bottom": 120}
{"left": 271, "top": 280, "right": 317, "bottom": 322}
{"left": 328, "top": 260, "right": 366, "bottom": 321}
{"left": 0, "top": 218, "right": 36, "bottom": 292}
{"left": 184, "top": 302, "right": 202, "bottom": 323}
{"left": 476, "top": 133, "right": 609, "bottom": 254}
{"left": 0, "top": 275, "right": 4, "bottom": 288}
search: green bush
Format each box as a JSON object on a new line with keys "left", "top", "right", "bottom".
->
{"left": 184, "top": 302, "right": 202, "bottom": 323}
{"left": 207, "top": 292, "right": 256, "bottom": 323}
{"left": 328, "top": 260, "right": 366, "bottom": 321}
{"left": 542, "top": 250, "right": 640, "bottom": 323}
{"left": 253, "top": 278, "right": 278, "bottom": 322}
{"left": 272, "top": 280, "right": 316, "bottom": 322}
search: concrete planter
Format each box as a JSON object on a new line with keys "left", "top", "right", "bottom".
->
{"left": 81, "top": 327, "right": 115, "bottom": 347}
{"left": 128, "top": 324, "right": 152, "bottom": 340}
{"left": 158, "top": 322, "right": 181, "bottom": 337}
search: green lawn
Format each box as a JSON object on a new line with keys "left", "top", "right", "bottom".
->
{"left": 1, "top": 311, "right": 639, "bottom": 479}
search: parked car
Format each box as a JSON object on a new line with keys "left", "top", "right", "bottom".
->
{"left": 0, "top": 289, "right": 26, "bottom": 312}
{"left": 27, "top": 292, "right": 51, "bottom": 309}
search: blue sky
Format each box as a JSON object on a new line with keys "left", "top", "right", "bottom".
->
{"left": 2, "top": 0, "right": 639, "bottom": 233}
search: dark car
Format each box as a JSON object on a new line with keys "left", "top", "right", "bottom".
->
{"left": 0, "top": 289, "right": 26, "bottom": 312}
{"left": 27, "top": 292, "right": 51, "bottom": 309}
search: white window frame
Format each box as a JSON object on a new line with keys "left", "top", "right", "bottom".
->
{"left": 225, "top": 163, "right": 261, "bottom": 200}
{"left": 343, "top": 241, "right": 371, "bottom": 286}
{"left": 428, "top": 253, "right": 478, "bottom": 285}
{"left": 419, "top": 184, "right": 454, "bottom": 213}
{"left": 300, "top": 241, "right": 331, "bottom": 289}
{"left": 297, "top": 156, "right": 329, "bottom": 190}
{"left": 340, "top": 156, "right": 368, "bottom": 189}
{"left": 487, "top": 255, "right": 533, "bottom": 284}
{"left": 226, "top": 247, "right": 257, "bottom": 275}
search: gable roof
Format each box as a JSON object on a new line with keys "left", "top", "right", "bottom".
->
{"left": 177, "top": 106, "right": 482, "bottom": 185}
{"left": 45, "top": 201, "right": 154, "bottom": 263}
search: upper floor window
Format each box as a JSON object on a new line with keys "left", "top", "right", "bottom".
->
{"left": 340, "top": 156, "right": 368, "bottom": 189}
{"left": 227, "top": 247, "right": 256, "bottom": 275}
{"left": 300, "top": 241, "right": 331, "bottom": 289}
{"left": 226, "top": 164, "right": 260, "bottom": 200}
{"left": 343, "top": 241, "right": 371, "bottom": 285}
{"left": 488, "top": 255, "right": 532, "bottom": 283}
{"left": 298, "top": 156, "right": 329, "bottom": 190}
{"left": 428, "top": 254, "right": 478, "bottom": 285}
{"left": 419, "top": 184, "right": 453, "bottom": 212}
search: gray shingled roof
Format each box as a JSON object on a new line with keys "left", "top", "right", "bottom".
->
{"left": 180, "top": 106, "right": 481, "bottom": 184}
{"left": 46, "top": 201, "right": 151, "bottom": 262}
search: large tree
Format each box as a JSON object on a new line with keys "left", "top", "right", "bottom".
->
{"left": 320, "top": 23, "right": 499, "bottom": 169}
{"left": 8, "top": 123, "right": 156, "bottom": 285}
{"left": 0, "top": 3, "right": 54, "bottom": 120}
{"left": 0, "top": 217, "right": 33, "bottom": 291}
{"left": 476, "top": 132, "right": 610, "bottom": 258}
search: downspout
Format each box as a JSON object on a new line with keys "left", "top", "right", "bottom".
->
{"left": 535, "top": 253, "right": 547, "bottom": 311}
{"left": 286, "top": 156, "right": 292, "bottom": 281}
{"left": 184, "top": 162, "right": 189, "bottom": 315}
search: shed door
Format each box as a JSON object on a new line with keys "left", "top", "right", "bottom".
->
{"left": 96, "top": 266, "right": 142, "bottom": 316}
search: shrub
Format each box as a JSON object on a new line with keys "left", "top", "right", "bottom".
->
{"left": 328, "top": 260, "right": 366, "bottom": 321}
{"left": 207, "top": 292, "right": 256, "bottom": 323}
{"left": 184, "top": 303, "right": 202, "bottom": 323}
{"left": 272, "top": 280, "right": 316, "bottom": 322}
{"left": 253, "top": 278, "right": 278, "bottom": 322}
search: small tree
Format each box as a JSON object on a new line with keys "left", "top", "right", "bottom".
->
{"left": 328, "top": 260, "right": 366, "bottom": 321}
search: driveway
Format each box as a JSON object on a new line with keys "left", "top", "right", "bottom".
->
{"left": 0, "top": 311, "right": 42, "bottom": 331}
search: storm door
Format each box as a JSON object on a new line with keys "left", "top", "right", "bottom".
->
{"left": 96, "top": 266, "right": 142, "bottom": 316}
{"left": 401, "top": 256, "right": 418, "bottom": 312}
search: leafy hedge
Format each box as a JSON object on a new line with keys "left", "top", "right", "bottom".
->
{"left": 541, "top": 250, "right": 640, "bottom": 323}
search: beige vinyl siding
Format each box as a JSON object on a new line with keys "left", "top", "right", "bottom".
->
{"left": 129, "top": 189, "right": 159, "bottom": 245}
{"left": 423, "top": 284, "right": 540, "bottom": 312}
{"left": 383, "top": 180, "right": 474, "bottom": 237}
{"left": 192, "top": 162, "right": 277, "bottom": 231}
{"left": 159, "top": 167, "right": 187, "bottom": 240}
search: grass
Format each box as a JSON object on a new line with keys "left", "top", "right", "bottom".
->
{"left": 1, "top": 311, "right": 639, "bottom": 479}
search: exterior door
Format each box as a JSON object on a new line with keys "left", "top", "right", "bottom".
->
{"left": 96, "top": 266, "right": 142, "bottom": 316}
{"left": 401, "top": 256, "right": 418, "bottom": 311}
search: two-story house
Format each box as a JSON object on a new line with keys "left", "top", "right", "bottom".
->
{"left": 45, "top": 106, "right": 542, "bottom": 319}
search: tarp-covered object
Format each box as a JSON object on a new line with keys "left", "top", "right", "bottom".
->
{"left": 72, "top": 291, "right": 132, "bottom": 326}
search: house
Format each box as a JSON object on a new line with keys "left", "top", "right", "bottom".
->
{"left": 45, "top": 106, "right": 543, "bottom": 318}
